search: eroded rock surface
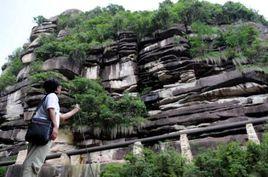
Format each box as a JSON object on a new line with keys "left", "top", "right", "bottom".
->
{"left": 1, "top": 21, "right": 268, "bottom": 170}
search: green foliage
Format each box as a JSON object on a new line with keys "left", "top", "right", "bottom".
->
{"left": 194, "top": 142, "right": 249, "bottom": 177}
{"left": 189, "top": 22, "right": 220, "bottom": 57}
{"left": 30, "top": 71, "right": 67, "bottom": 86}
{"left": 33, "top": 15, "right": 46, "bottom": 25}
{"left": 101, "top": 149, "right": 188, "bottom": 177}
{"left": 0, "top": 167, "right": 7, "bottom": 177}
{"left": 101, "top": 134, "right": 268, "bottom": 177}
{"left": 35, "top": 34, "right": 89, "bottom": 60}
{"left": 0, "top": 71, "right": 16, "bottom": 91}
{"left": 34, "top": 1, "right": 267, "bottom": 61}
{"left": 190, "top": 22, "right": 260, "bottom": 63}
{"left": 175, "top": 0, "right": 267, "bottom": 26}
{"left": 101, "top": 163, "right": 124, "bottom": 177}
{"left": 66, "top": 77, "right": 147, "bottom": 128}
{"left": 222, "top": 24, "right": 259, "bottom": 58}
{"left": 0, "top": 48, "right": 23, "bottom": 91}
{"left": 29, "top": 60, "right": 43, "bottom": 73}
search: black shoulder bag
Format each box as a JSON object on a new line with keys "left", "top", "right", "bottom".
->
{"left": 25, "top": 95, "right": 53, "bottom": 145}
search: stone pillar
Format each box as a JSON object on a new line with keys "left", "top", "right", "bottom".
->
{"left": 15, "top": 150, "right": 27, "bottom": 164}
{"left": 159, "top": 142, "right": 166, "bottom": 151}
{"left": 180, "top": 134, "right": 193, "bottom": 162}
{"left": 133, "top": 141, "right": 143, "bottom": 157}
{"left": 246, "top": 123, "right": 260, "bottom": 144}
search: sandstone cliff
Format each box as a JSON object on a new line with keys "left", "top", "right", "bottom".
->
{"left": 1, "top": 5, "right": 268, "bottom": 176}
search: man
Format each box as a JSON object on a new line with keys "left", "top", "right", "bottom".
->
{"left": 22, "top": 79, "right": 80, "bottom": 177}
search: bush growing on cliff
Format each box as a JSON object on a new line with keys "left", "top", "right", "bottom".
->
{"left": 34, "top": 1, "right": 267, "bottom": 61}
{"left": 30, "top": 71, "right": 67, "bottom": 84}
{"left": 189, "top": 22, "right": 220, "bottom": 58}
{"left": 0, "top": 48, "right": 23, "bottom": 91}
{"left": 33, "top": 15, "right": 46, "bottom": 25}
{"left": 189, "top": 22, "right": 260, "bottom": 63}
{"left": 66, "top": 77, "right": 147, "bottom": 128}
{"left": 0, "top": 167, "right": 7, "bottom": 177}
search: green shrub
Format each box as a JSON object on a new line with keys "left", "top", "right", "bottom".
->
{"left": 34, "top": 1, "right": 267, "bottom": 62}
{"left": 0, "top": 167, "right": 7, "bottom": 177}
{"left": 35, "top": 34, "right": 89, "bottom": 60}
{"left": 0, "top": 71, "right": 16, "bottom": 91}
{"left": 101, "top": 133, "right": 268, "bottom": 177}
{"left": 190, "top": 23, "right": 260, "bottom": 63}
{"left": 222, "top": 24, "right": 259, "bottom": 57}
{"left": 0, "top": 48, "right": 23, "bottom": 91}
{"left": 101, "top": 163, "right": 124, "bottom": 177}
{"left": 101, "top": 149, "right": 190, "bottom": 177}
{"left": 33, "top": 15, "right": 46, "bottom": 25}
{"left": 189, "top": 22, "right": 220, "bottom": 58}
{"left": 194, "top": 142, "right": 249, "bottom": 177}
{"left": 30, "top": 71, "right": 68, "bottom": 86}
{"left": 66, "top": 77, "right": 147, "bottom": 129}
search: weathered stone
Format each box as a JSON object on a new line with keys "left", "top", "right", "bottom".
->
{"left": 28, "top": 37, "right": 40, "bottom": 48}
{"left": 153, "top": 25, "right": 187, "bottom": 41}
{"left": 15, "top": 150, "right": 27, "bottom": 164}
{"left": 2, "top": 23, "right": 268, "bottom": 168}
{"left": 173, "top": 70, "right": 268, "bottom": 96}
{"left": 246, "top": 123, "right": 260, "bottom": 144}
{"left": 180, "top": 134, "right": 193, "bottom": 162}
{"left": 20, "top": 52, "right": 35, "bottom": 63}
{"left": 101, "top": 60, "right": 138, "bottom": 91}
{"left": 3, "top": 90, "right": 23, "bottom": 120}
{"left": 190, "top": 134, "right": 248, "bottom": 155}
{"left": 16, "top": 65, "right": 31, "bottom": 81}
{"left": 42, "top": 57, "right": 81, "bottom": 79}
{"left": 57, "top": 29, "right": 69, "bottom": 39}
{"left": 0, "top": 129, "right": 25, "bottom": 143}
{"left": 0, "top": 119, "right": 27, "bottom": 129}
{"left": 133, "top": 141, "right": 143, "bottom": 157}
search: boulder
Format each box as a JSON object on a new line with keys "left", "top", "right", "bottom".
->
{"left": 20, "top": 52, "right": 35, "bottom": 64}
{"left": 42, "top": 57, "right": 81, "bottom": 79}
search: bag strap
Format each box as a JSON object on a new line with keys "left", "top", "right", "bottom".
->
{"left": 31, "top": 94, "right": 48, "bottom": 120}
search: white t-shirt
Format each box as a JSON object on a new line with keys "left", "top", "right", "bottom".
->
{"left": 33, "top": 93, "right": 61, "bottom": 128}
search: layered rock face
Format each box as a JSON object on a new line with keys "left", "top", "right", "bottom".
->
{"left": 1, "top": 11, "right": 268, "bottom": 172}
{"left": 138, "top": 25, "right": 193, "bottom": 89}
{"left": 82, "top": 31, "right": 138, "bottom": 93}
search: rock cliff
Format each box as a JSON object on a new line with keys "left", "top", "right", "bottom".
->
{"left": 1, "top": 8, "right": 268, "bottom": 175}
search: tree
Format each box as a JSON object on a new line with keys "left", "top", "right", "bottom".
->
{"left": 33, "top": 15, "right": 46, "bottom": 25}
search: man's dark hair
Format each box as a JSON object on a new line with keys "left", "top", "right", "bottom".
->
{"left": 43, "top": 79, "right": 60, "bottom": 93}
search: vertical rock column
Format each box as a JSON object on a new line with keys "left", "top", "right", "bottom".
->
{"left": 138, "top": 26, "right": 191, "bottom": 90}
{"left": 180, "top": 134, "right": 193, "bottom": 162}
{"left": 82, "top": 47, "right": 103, "bottom": 80}
{"left": 101, "top": 31, "right": 138, "bottom": 93}
{"left": 20, "top": 19, "right": 57, "bottom": 64}
{"left": 246, "top": 123, "right": 260, "bottom": 144}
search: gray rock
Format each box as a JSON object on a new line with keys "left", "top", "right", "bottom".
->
{"left": 42, "top": 57, "right": 81, "bottom": 79}
{"left": 16, "top": 65, "right": 31, "bottom": 81}
{"left": 57, "top": 29, "right": 69, "bottom": 39}
{"left": 20, "top": 52, "right": 35, "bottom": 64}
